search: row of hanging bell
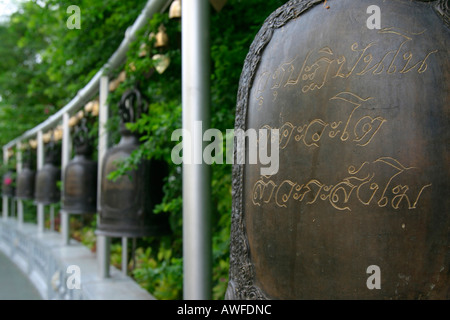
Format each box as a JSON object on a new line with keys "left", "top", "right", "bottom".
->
{"left": 3, "top": 90, "right": 169, "bottom": 239}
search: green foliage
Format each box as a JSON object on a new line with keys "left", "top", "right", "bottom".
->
{"left": 79, "top": 214, "right": 97, "bottom": 251}
{"left": 110, "top": 243, "right": 123, "bottom": 270}
{"left": 132, "top": 244, "right": 183, "bottom": 300}
{"left": 22, "top": 199, "right": 38, "bottom": 224}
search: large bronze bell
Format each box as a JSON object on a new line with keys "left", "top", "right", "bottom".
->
{"left": 34, "top": 138, "right": 61, "bottom": 205}
{"left": 227, "top": 0, "right": 449, "bottom": 300}
{"left": 97, "top": 88, "right": 169, "bottom": 238}
{"left": 15, "top": 151, "right": 35, "bottom": 200}
{"left": 2, "top": 170, "right": 15, "bottom": 198}
{"left": 62, "top": 118, "right": 97, "bottom": 214}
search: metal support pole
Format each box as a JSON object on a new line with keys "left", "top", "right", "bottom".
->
{"left": 2, "top": 147, "right": 8, "bottom": 221}
{"left": 97, "top": 235, "right": 111, "bottom": 278}
{"left": 97, "top": 76, "right": 109, "bottom": 211}
{"left": 17, "top": 201, "right": 23, "bottom": 225}
{"left": 182, "top": 0, "right": 212, "bottom": 300}
{"left": 37, "top": 205, "right": 45, "bottom": 232}
{"left": 50, "top": 205, "right": 55, "bottom": 231}
{"left": 61, "top": 212, "right": 70, "bottom": 243}
{"left": 97, "top": 75, "right": 110, "bottom": 278}
{"left": 37, "top": 131, "right": 45, "bottom": 233}
{"left": 2, "top": 196, "right": 7, "bottom": 221}
{"left": 16, "top": 142, "right": 23, "bottom": 225}
{"left": 11, "top": 198, "right": 15, "bottom": 218}
{"left": 122, "top": 237, "right": 128, "bottom": 275}
{"left": 61, "top": 112, "right": 71, "bottom": 244}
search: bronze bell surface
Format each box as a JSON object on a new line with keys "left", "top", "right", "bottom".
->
{"left": 2, "top": 170, "right": 15, "bottom": 198}
{"left": 97, "top": 88, "right": 169, "bottom": 238}
{"left": 34, "top": 139, "right": 61, "bottom": 205}
{"left": 227, "top": 0, "right": 449, "bottom": 300}
{"left": 16, "top": 163, "right": 35, "bottom": 201}
{"left": 62, "top": 118, "right": 97, "bottom": 214}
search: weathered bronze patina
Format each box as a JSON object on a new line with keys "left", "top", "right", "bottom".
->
{"left": 15, "top": 152, "right": 35, "bottom": 200}
{"left": 34, "top": 139, "right": 61, "bottom": 205}
{"left": 96, "top": 88, "right": 169, "bottom": 238}
{"left": 62, "top": 118, "right": 97, "bottom": 214}
{"left": 227, "top": 0, "right": 449, "bottom": 299}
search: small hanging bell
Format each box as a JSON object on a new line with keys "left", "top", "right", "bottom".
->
{"left": 91, "top": 101, "right": 99, "bottom": 117}
{"left": 29, "top": 139, "right": 38, "bottom": 149}
{"left": 154, "top": 24, "right": 169, "bottom": 48}
{"left": 139, "top": 43, "right": 148, "bottom": 58}
{"left": 43, "top": 131, "right": 52, "bottom": 144}
{"left": 169, "top": 0, "right": 181, "bottom": 19}
{"left": 69, "top": 115, "right": 79, "bottom": 128}
{"left": 54, "top": 126, "right": 63, "bottom": 142}
{"left": 128, "top": 62, "right": 137, "bottom": 73}
{"left": 152, "top": 54, "right": 171, "bottom": 74}
{"left": 210, "top": 0, "right": 227, "bottom": 12}
{"left": 84, "top": 101, "right": 94, "bottom": 113}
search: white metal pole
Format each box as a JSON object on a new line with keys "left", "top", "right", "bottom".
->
{"left": 1, "top": 197, "right": 7, "bottom": 221}
{"left": 182, "top": 0, "right": 212, "bottom": 300}
{"left": 122, "top": 237, "right": 128, "bottom": 275}
{"left": 2, "top": 147, "right": 8, "bottom": 221}
{"left": 61, "top": 112, "right": 71, "bottom": 244}
{"left": 50, "top": 205, "right": 55, "bottom": 231}
{"left": 11, "top": 197, "right": 15, "bottom": 218}
{"left": 97, "top": 75, "right": 111, "bottom": 278}
{"left": 16, "top": 142, "right": 24, "bottom": 225}
{"left": 97, "top": 235, "right": 110, "bottom": 278}
{"left": 37, "top": 130, "right": 45, "bottom": 232}
{"left": 2, "top": 196, "right": 7, "bottom": 221}
{"left": 17, "top": 199, "right": 23, "bottom": 226}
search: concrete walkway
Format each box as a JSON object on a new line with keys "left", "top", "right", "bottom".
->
{"left": 0, "top": 251, "right": 41, "bottom": 300}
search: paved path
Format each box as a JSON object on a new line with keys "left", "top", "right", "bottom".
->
{"left": 0, "top": 251, "right": 41, "bottom": 300}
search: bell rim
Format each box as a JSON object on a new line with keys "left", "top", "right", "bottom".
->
{"left": 33, "top": 199, "right": 60, "bottom": 205}
{"left": 14, "top": 195, "right": 34, "bottom": 200}
{"left": 61, "top": 206, "right": 97, "bottom": 215}
{"left": 94, "top": 228, "right": 170, "bottom": 238}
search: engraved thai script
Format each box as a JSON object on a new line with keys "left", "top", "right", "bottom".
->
{"left": 262, "top": 91, "right": 386, "bottom": 149}
{"left": 254, "top": 28, "right": 437, "bottom": 106}
{"left": 251, "top": 157, "right": 431, "bottom": 211}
